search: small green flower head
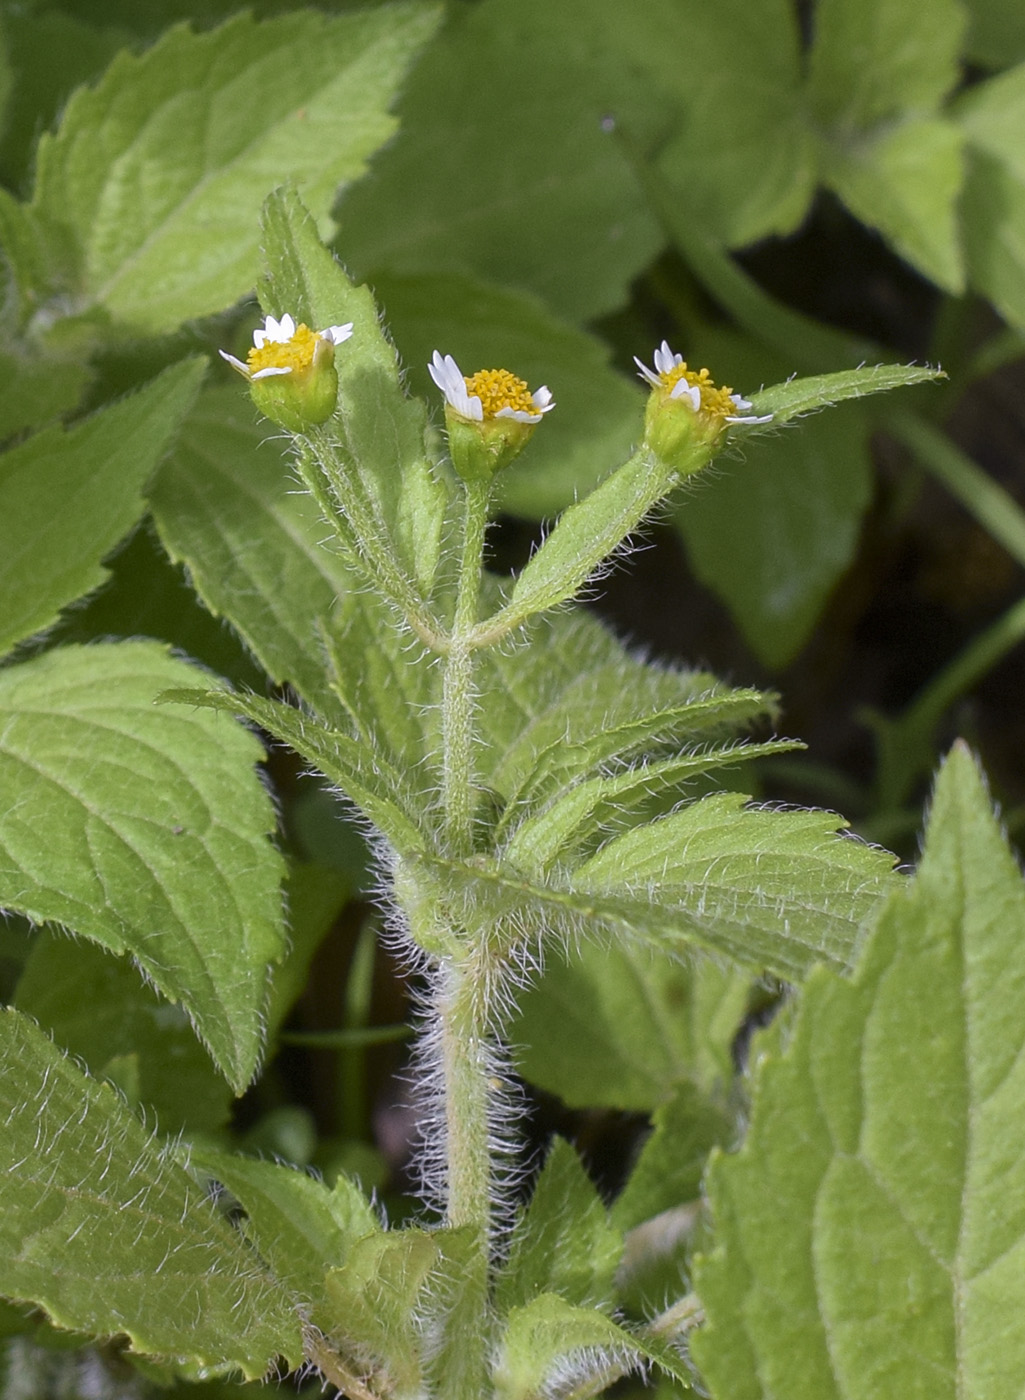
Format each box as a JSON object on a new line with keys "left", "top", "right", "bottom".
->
{"left": 634, "top": 340, "right": 771, "bottom": 472}
{"left": 429, "top": 351, "right": 555, "bottom": 483}
{"left": 220, "top": 313, "right": 353, "bottom": 433}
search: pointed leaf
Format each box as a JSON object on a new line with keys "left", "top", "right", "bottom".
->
{"left": 0, "top": 357, "right": 205, "bottom": 659}
{"left": 496, "top": 1139, "right": 622, "bottom": 1315}
{"left": 192, "top": 1149, "right": 378, "bottom": 1332}
{"left": 31, "top": 6, "right": 442, "bottom": 332}
{"left": 0, "top": 643, "right": 285, "bottom": 1091}
{"left": 0, "top": 1008, "right": 301, "bottom": 1375}
{"left": 692, "top": 743, "right": 1025, "bottom": 1398}
{"left": 495, "top": 1295, "right": 645, "bottom": 1400}
{"left": 739, "top": 362, "right": 944, "bottom": 434}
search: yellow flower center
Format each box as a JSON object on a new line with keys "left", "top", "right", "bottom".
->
{"left": 247, "top": 323, "right": 321, "bottom": 377}
{"left": 661, "top": 362, "right": 738, "bottom": 419}
{"left": 463, "top": 368, "right": 537, "bottom": 418}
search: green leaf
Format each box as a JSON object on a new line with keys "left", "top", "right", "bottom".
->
{"left": 428, "top": 796, "right": 894, "bottom": 981}
{"left": 963, "top": 0, "right": 1025, "bottom": 67}
{"left": 191, "top": 1149, "right": 377, "bottom": 1331}
{"left": 957, "top": 66, "right": 1025, "bottom": 329}
{"left": 150, "top": 385, "right": 354, "bottom": 724}
{"left": 478, "top": 604, "right": 773, "bottom": 804}
{"left": 496, "top": 1139, "right": 623, "bottom": 1315}
{"left": 169, "top": 687, "right": 427, "bottom": 854}
{"left": 30, "top": 6, "right": 442, "bottom": 333}
{"left": 481, "top": 449, "right": 679, "bottom": 640}
{"left": 652, "top": 0, "right": 816, "bottom": 247}
{"left": 0, "top": 357, "right": 204, "bottom": 659}
{"left": 613, "top": 1082, "right": 731, "bottom": 1235}
{"left": 503, "top": 739, "right": 801, "bottom": 874}
{"left": 259, "top": 186, "right": 450, "bottom": 599}
{"left": 513, "top": 942, "right": 749, "bottom": 1112}
{"left": 0, "top": 643, "right": 285, "bottom": 1092}
{"left": 13, "top": 932, "right": 232, "bottom": 1136}
{"left": 323, "top": 1228, "right": 474, "bottom": 1398}
{"left": 740, "top": 362, "right": 944, "bottom": 433}
{"left": 807, "top": 0, "right": 966, "bottom": 129}
{"left": 677, "top": 402, "right": 873, "bottom": 668}
{"left": 0, "top": 351, "right": 89, "bottom": 442}
{"left": 821, "top": 116, "right": 966, "bottom": 292}
{"left": 692, "top": 742, "right": 1025, "bottom": 1398}
{"left": 372, "top": 270, "right": 643, "bottom": 517}
{"left": 494, "top": 1294, "right": 646, "bottom": 1400}
{"left": 0, "top": 1007, "right": 301, "bottom": 1375}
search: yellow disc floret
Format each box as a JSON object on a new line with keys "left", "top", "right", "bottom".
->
{"left": 660, "top": 362, "right": 740, "bottom": 421}
{"left": 247, "top": 322, "right": 322, "bottom": 378}
{"left": 463, "top": 368, "right": 539, "bottom": 419}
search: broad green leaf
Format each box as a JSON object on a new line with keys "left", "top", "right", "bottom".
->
{"left": 0, "top": 643, "right": 285, "bottom": 1092}
{"left": 677, "top": 400, "right": 873, "bottom": 668}
{"left": 494, "top": 1295, "right": 649, "bottom": 1400}
{"left": 372, "top": 270, "right": 643, "bottom": 516}
{"left": 259, "top": 187, "right": 450, "bottom": 599}
{"left": 652, "top": 0, "right": 815, "bottom": 247}
{"left": 961, "top": 149, "right": 1025, "bottom": 330}
{"left": 807, "top": 0, "right": 966, "bottom": 129}
{"left": 0, "top": 357, "right": 204, "bottom": 659}
{"left": 0, "top": 188, "right": 69, "bottom": 329}
{"left": 957, "top": 67, "right": 1025, "bottom": 328}
{"left": 692, "top": 743, "right": 1025, "bottom": 1399}
{"left": 0, "top": 350, "right": 88, "bottom": 442}
{"left": 150, "top": 385, "right": 354, "bottom": 724}
{"left": 191, "top": 1150, "right": 377, "bottom": 1329}
{"left": 0, "top": 1008, "right": 301, "bottom": 1375}
{"left": 496, "top": 1138, "right": 623, "bottom": 1315}
{"left": 332, "top": 0, "right": 667, "bottom": 322}
{"left": 14, "top": 932, "right": 232, "bottom": 1136}
{"left": 503, "top": 740, "right": 801, "bottom": 874}
{"left": 513, "top": 941, "right": 749, "bottom": 1112}
{"left": 821, "top": 116, "right": 966, "bottom": 292}
{"left": 169, "top": 687, "right": 427, "bottom": 854}
{"left": 30, "top": 6, "right": 441, "bottom": 333}
{"left": 957, "top": 64, "right": 1025, "bottom": 184}
{"left": 427, "top": 797, "right": 895, "bottom": 980}
{"left": 739, "top": 361, "right": 944, "bottom": 431}
{"left": 964, "top": 0, "right": 1025, "bottom": 67}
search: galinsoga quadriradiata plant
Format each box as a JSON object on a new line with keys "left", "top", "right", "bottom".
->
{"left": 0, "top": 188, "right": 940, "bottom": 1399}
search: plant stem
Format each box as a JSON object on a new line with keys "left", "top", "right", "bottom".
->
{"left": 435, "top": 953, "right": 494, "bottom": 1399}
{"left": 441, "top": 478, "right": 491, "bottom": 853}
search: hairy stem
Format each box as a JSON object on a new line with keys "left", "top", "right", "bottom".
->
{"left": 441, "top": 478, "right": 491, "bottom": 852}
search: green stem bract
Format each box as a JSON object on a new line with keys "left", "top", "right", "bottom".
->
{"left": 441, "top": 478, "right": 492, "bottom": 853}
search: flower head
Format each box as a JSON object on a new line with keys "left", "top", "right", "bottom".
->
{"left": 634, "top": 340, "right": 771, "bottom": 468}
{"left": 220, "top": 314, "right": 353, "bottom": 432}
{"left": 428, "top": 351, "right": 554, "bottom": 481}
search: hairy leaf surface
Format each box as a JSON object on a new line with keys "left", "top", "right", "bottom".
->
{"left": 0, "top": 1009, "right": 301, "bottom": 1375}
{"left": 693, "top": 744, "right": 1025, "bottom": 1397}
{"left": 0, "top": 644, "right": 284, "bottom": 1091}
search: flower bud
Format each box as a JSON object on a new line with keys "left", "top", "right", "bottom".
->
{"left": 428, "top": 352, "right": 554, "bottom": 483}
{"left": 220, "top": 313, "right": 353, "bottom": 434}
{"left": 634, "top": 341, "right": 771, "bottom": 474}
